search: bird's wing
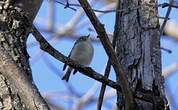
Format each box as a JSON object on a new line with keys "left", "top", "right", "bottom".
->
{"left": 63, "top": 41, "right": 78, "bottom": 71}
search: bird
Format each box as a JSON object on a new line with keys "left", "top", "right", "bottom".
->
{"left": 62, "top": 35, "right": 94, "bottom": 82}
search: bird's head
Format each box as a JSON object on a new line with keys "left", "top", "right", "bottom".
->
{"left": 77, "top": 35, "right": 91, "bottom": 43}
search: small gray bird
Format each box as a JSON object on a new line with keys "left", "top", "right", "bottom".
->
{"left": 62, "top": 35, "right": 94, "bottom": 81}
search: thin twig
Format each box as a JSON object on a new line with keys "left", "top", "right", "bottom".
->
{"left": 56, "top": 0, "right": 141, "bottom": 13}
{"left": 56, "top": 1, "right": 173, "bottom": 14}
{"left": 159, "top": 19, "right": 178, "bottom": 40}
{"left": 161, "top": 2, "right": 178, "bottom": 8}
{"left": 160, "top": 0, "right": 174, "bottom": 36}
{"left": 97, "top": 61, "right": 112, "bottom": 110}
{"left": 55, "top": 0, "right": 77, "bottom": 11}
{"left": 160, "top": 47, "right": 172, "bottom": 53}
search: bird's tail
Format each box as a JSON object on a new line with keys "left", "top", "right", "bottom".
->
{"left": 62, "top": 67, "right": 73, "bottom": 82}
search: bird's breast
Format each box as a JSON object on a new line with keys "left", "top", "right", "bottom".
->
{"left": 70, "top": 42, "right": 94, "bottom": 65}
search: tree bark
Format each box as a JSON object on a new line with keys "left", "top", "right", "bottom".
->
{"left": 0, "top": 0, "right": 49, "bottom": 109}
{"left": 115, "top": 0, "right": 168, "bottom": 109}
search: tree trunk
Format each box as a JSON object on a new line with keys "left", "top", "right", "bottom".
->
{"left": 115, "top": 0, "right": 168, "bottom": 109}
{"left": 0, "top": 0, "right": 49, "bottom": 109}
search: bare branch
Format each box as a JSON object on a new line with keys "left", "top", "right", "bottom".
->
{"left": 56, "top": 0, "right": 140, "bottom": 14}
{"left": 159, "top": 19, "right": 178, "bottom": 40}
{"left": 160, "top": 47, "right": 172, "bottom": 53}
{"left": 55, "top": 0, "right": 77, "bottom": 11}
{"left": 161, "top": 2, "right": 178, "bottom": 8}
{"left": 97, "top": 61, "right": 112, "bottom": 110}
{"left": 160, "top": 0, "right": 174, "bottom": 36}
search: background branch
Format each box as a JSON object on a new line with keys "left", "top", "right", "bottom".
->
{"left": 160, "top": 0, "right": 173, "bottom": 36}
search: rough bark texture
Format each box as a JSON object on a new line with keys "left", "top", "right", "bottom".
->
{"left": 0, "top": 0, "right": 49, "bottom": 109}
{"left": 115, "top": 0, "right": 168, "bottom": 109}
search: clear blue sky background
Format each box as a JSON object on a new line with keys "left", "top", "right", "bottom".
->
{"left": 27, "top": 0, "right": 178, "bottom": 110}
